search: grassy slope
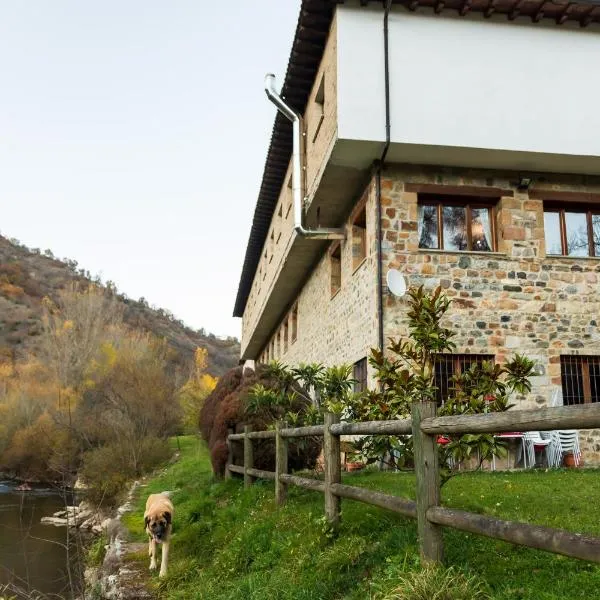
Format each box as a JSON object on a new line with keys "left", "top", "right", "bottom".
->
{"left": 121, "top": 437, "right": 600, "bottom": 600}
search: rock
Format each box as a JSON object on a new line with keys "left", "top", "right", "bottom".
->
{"left": 41, "top": 516, "right": 69, "bottom": 527}
{"left": 73, "top": 477, "right": 88, "bottom": 490}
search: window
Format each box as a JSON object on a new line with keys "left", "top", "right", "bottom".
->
{"left": 418, "top": 195, "right": 496, "bottom": 252}
{"left": 352, "top": 205, "right": 367, "bottom": 270}
{"left": 286, "top": 175, "right": 293, "bottom": 219}
{"left": 276, "top": 330, "right": 281, "bottom": 357}
{"left": 269, "top": 230, "right": 275, "bottom": 262}
{"left": 263, "top": 250, "right": 268, "bottom": 278}
{"left": 560, "top": 355, "right": 600, "bottom": 405}
{"left": 291, "top": 303, "right": 298, "bottom": 343}
{"left": 434, "top": 354, "right": 495, "bottom": 405}
{"left": 312, "top": 74, "right": 325, "bottom": 142}
{"left": 283, "top": 320, "right": 289, "bottom": 354}
{"left": 544, "top": 205, "right": 600, "bottom": 257}
{"left": 330, "top": 243, "right": 341, "bottom": 296}
{"left": 270, "top": 339, "right": 275, "bottom": 360}
{"left": 353, "top": 357, "right": 368, "bottom": 393}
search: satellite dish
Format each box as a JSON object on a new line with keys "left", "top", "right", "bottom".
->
{"left": 386, "top": 269, "right": 407, "bottom": 297}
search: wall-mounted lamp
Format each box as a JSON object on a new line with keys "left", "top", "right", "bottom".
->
{"left": 517, "top": 176, "right": 533, "bottom": 191}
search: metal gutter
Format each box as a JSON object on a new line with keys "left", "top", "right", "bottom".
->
{"left": 265, "top": 74, "right": 345, "bottom": 241}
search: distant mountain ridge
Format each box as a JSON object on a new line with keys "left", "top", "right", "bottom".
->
{"left": 0, "top": 235, "right": 239, "bottom": 376}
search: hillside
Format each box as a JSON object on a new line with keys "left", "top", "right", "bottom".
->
{"left": 0, "top": 235, "right": 239, "bottom": 376}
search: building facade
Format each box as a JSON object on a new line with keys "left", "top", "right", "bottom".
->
{"left": 234, "top": 0, "right": 600, "bottom": 461}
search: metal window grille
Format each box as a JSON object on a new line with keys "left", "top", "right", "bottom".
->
{"left": 433, "top": 354, "right": 495, "bottom": 405}
{"left": 560, "top": 355, "right": 600, "bottom": 405}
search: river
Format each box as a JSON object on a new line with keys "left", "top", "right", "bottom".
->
{"left": 0, "top": 480, "right": 84, "bottom": 599}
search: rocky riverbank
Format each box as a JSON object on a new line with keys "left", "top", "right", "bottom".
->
{"left": 82, "top": 481, "right": 156, "bottom": 599}
{"left": 41, "top": 501, "right": 107, "bottom": 534}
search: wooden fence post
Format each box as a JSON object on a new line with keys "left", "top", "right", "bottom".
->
{"left": 275, "top": 420, "right": 288, "bottom": 506}
{"left": 244, "top": 425, "right": 254, "bottom": 488}
{"left": 412, "top": 401, "right": 443, "bottom": 563}
{"left": 225, "top": 428, "right": 233, "bottom": 480}
{"left": 324, "top": 412, "right": 341, "bottom": 529}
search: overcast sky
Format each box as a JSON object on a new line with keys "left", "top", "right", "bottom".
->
{"left": 0, "top": 1, "right": 300, "bottom": 339}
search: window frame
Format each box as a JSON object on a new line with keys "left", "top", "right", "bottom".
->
{"left": 353, "top": 357, "right": 368, "bottom": 394}
{"left": 418, "top": 194, "right": 498, "bottom": 253}
{"left": 543, "top": 203, "right": 600, "bottom": 257}
{"left": 330, "top": 242, "right": 342, "bottom": 298}
{"left": 433, "top": 354, "right": 495, "bottom": 405}
{"left": 290, "top": 303, "right": 298, "bottom": 344}
{"left": 352, "top": 204, "right": 367, "bottom": 272}
{"left": 560, "top": 355, "right": 600, "bottom": 405}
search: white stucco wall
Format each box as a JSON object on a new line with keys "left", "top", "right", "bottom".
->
{"left": 337, "top": 6, "right": 600, "bottom": 160}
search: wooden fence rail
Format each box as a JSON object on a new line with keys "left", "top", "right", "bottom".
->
{"left": 227, "top": 402, "right": 600, "bottom": 565}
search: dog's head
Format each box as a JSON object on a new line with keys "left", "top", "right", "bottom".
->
{"left": 144, "top": 510, "right": 172, "bottom": 543}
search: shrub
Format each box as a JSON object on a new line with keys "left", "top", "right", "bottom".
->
{"left": 379, "top": 566, "right": 490, "bottom": 600}
{"left": 199, "top": 365, "right": 321, "bottom": 476}
{"left": 80, "top": 437, "right": 169, "bottom": 506}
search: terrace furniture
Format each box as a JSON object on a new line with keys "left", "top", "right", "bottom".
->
{"left": 522, "top": 431, "right": 555, "bottom": 468}
{"left": 540, "top": 430, "right": 582, "bottom": 467}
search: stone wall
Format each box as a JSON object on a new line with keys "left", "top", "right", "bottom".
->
{"left": 241, "top": 15, "right": 338, "bottom": 349}
{"left": 259, "top": 181, "right": 379, "bottom": 376}
{"left": 380, "top": 164, "right": 600, "bottom": 463}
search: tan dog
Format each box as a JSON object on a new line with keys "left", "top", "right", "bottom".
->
{"left": 144, "top": 493, "right": 174, "bottom": 578}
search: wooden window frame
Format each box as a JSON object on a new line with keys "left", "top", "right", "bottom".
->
{"left": 353, "top": 357, "right": 368, "bottom": 394}
{"left": 330, "top": 242, "right": 342, "bottom": 298}
{"left": 352, "top": 204, "right": 367, "bottom": 272}
{"left": 418, "top": 195, "right": 498, "bottom": 252}
{"left": 544, "top": 203, "right": 600, "bottom": 257}
{"left": 291, "top": 303, "right": 298, "bottom": 344}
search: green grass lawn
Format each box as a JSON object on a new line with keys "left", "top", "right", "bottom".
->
{"left": 121, "top": 436, "right": 600, "bottom": 600}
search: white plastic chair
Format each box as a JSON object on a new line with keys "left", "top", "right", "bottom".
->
{"left": 557, "top": 430, "right": 582, "bottom": 466}
{"left": 539, "top": 431, "right": 563, "bottom": 468}
{"left": 522, "top": 432, "right": 554, "bottom": 468}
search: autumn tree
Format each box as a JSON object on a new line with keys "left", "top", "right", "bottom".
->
{"left": 178, "top": 347, "right": 217, "bottom": 433}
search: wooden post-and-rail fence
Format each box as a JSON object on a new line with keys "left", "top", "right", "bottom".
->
{"left": 226, "top": 402, "right": 600, "bottom": 565}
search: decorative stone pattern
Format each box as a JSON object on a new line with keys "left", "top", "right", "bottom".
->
{"left": 380, "top": 165, "right": 600, "bottom": 463}
{"left": 244, "top": 151, "right": 600, "bottom": 464}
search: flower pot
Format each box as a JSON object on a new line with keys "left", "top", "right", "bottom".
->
{"left": 563, "top": 453, "right": 577, "bottom": 468}
{"left": 346, "top": 462, "right": 364, "bottom": 472}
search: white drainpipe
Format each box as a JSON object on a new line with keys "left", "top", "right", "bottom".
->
{"left": 264, "top": 74, "right": 345, "bottom": 240}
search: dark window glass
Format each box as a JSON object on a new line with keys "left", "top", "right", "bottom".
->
{"left": 593, "top": 214, "right": 600, "bottom": 256}
{"left": 443, "top": 205, "right": 468, "bottom": 251}
{"left": 418, "top": 204, "right": 438, "bottom": 249}
{"left": 471, "top": 207, "right": 493, "bottom": 252}
{"left": 353, "top": 358, "right": 368, "bottom": 393}
{"left": 331, "top": 243, "right": 341, "bottom": 297}
{"left": 565, "top": 212, "right": 589, "bottom": 257}
{"left": 544, "top": 211, "right": 562, "bottom": 255}
{"left": 561, "top": 356, "right": 600, "bottom": 405}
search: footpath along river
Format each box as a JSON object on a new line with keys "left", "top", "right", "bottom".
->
{"left": 0, "top": 479, "right": 84, "bottom": 598}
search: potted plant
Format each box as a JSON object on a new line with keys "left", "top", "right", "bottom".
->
{"left": 563, "top": 452, "right": 579, "bottom": 468}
